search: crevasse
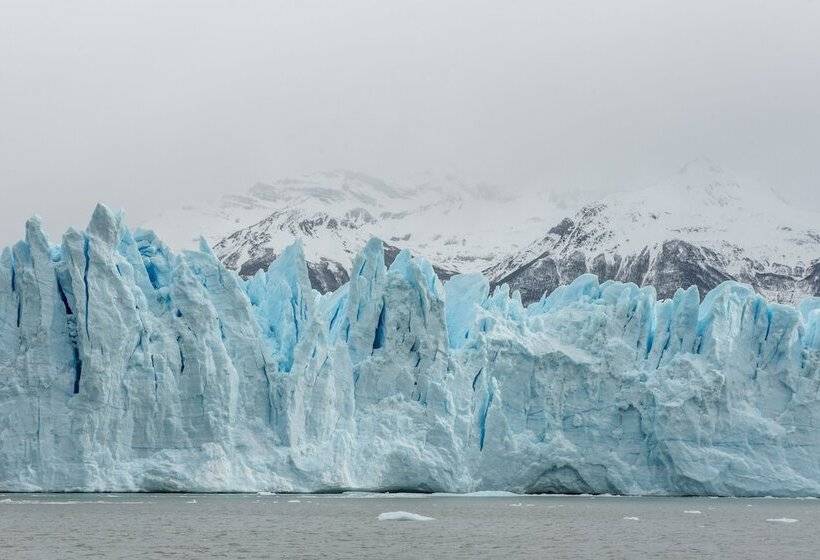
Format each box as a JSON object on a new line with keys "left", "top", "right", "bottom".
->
{"left": 0, "top": 204, "right": 818, "bottom": 495}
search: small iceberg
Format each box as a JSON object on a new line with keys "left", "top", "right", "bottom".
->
{"left": 766, "top": 518, "right": 798, "bottom": 523}
{"left": 684, "top": 510, "right": 702, "bottom": 514}
{"left": 378, "top": 511, "right": 435, "bottom": 521}
{"left": 623, "top": 516, "right": 640, "bottom": 521}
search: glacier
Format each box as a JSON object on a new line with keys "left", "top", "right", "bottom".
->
{"left": 1, "top": 204, "right": 819, "bottom": 496}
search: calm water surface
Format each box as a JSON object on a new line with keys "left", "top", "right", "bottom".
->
{"left": 1, "top": 493, "right": 817, "bottom": 559}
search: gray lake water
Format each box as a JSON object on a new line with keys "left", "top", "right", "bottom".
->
{"left": 1, "top": 493, "right": 817, "bottom": 559}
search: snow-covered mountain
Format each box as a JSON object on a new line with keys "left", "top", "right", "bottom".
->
{"left": 145, "top": 170, "right": 589, "bottom": 291}
{"left": 144, "top": 161, "right": 818, "bottom": 305}
{"left": 485, "top": 159, "right": 819, "bottom": 304}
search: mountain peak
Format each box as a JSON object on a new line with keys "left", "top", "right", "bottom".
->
{"left": 649, "top": 158, "right": 743, "bottom": 209}
{"left": 677, "top": 157, "right": 725, "bottom": 177}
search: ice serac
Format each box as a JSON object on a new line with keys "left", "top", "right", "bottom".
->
{"left": 1, "top": 204, "right": 819, "bottom": 496}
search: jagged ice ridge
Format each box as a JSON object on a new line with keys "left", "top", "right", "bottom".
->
{"left": 1, "top": 204, "right": 819, "bottom": 495}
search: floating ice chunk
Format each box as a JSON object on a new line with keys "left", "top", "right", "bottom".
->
{"left": 684, "top": 510, "right": 702, "bottom": 514}
{"left": 186, "top": 499, "right": 197, "bottom": 504}
{"left": 378, "top": 511, "right": 435, "bottom": 522}
{"left": 766, "top": 518, "right": 798, "bottom": 523}
{"left": 623, "top": 516, "right": 640, "bottom": 521}
{"left": 287, "top": 499, "right": 301, "bottom": 503}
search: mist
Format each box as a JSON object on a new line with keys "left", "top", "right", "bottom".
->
{"left": 1, "top": 0, "right": 819, "bottom": 245}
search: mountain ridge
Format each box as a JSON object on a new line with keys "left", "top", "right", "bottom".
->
{"left": 142, "top": 160, "right": 818, "bottom": 305}
{"left": 484, "top": 159, "right": 819, "bottom": 304}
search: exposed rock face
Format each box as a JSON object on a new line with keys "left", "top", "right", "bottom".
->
{"left": 489, "top": 240, "right": 747, "bottom": 305}
{"left": 1, "top": 205, "right": 819, "bottom": 496}
{"left": 489, "top": 238, "right": 818, "bottom": 306}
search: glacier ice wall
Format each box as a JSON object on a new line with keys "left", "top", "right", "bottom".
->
{"left": 1, "top": 204, "right": 819, "bottom": 495}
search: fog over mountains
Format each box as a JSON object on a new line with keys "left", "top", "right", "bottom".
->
{"left": 142, "top": 159, "right": 819, "bottom": 305}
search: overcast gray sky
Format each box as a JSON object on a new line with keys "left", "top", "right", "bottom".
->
{"left": 1, "top": 1, "right": 819, "bottom": 245}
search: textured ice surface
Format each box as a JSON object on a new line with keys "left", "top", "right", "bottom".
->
{"left": 1, "top": 204, "right": 819, "bottom": 495}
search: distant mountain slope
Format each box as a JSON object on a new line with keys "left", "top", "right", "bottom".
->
{"left": 202, "top": 170, "right": 584, "bottom": 289}
{"left": 484, "top": 159, "right": 819, "bottom": 304}
{"left": 144, "top": 162, "right": 818, "bottom": 304}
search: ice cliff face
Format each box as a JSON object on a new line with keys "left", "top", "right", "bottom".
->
{"left": 1, "top": 204, "right": 819, "bottom": 496}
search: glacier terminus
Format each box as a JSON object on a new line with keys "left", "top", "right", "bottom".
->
{"left": 1, "top": 204, "right": 819, "bottom": 496}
